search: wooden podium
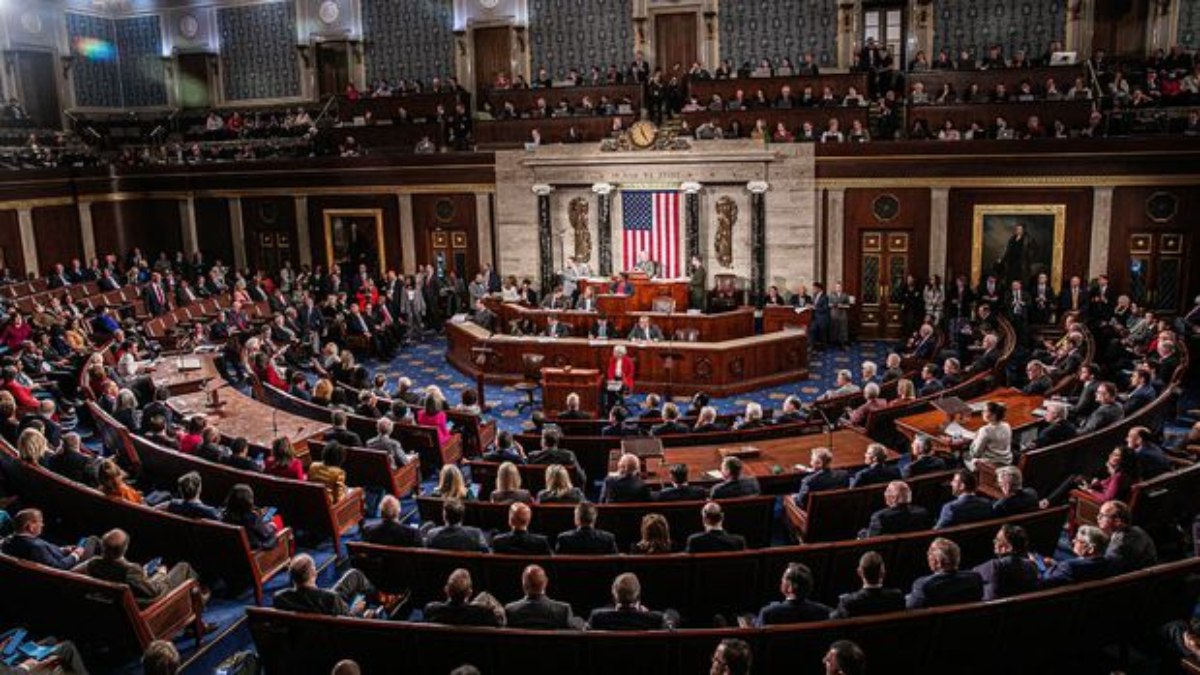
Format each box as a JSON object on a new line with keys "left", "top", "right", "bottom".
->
{"left": 541, "top": 367, "right": 602, "bottom": 417}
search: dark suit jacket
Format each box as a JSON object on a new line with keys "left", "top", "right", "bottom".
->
{"left": 685, "top": 529, "right": 746, "bottom": 553}
{"left": 504, "top": 594, "right": 575, "bottom": 630}
{"left": 588, "top": 606, "right": 667, "bottom": 631}
{"left": 992, "top": 488, "right": 1039, "bottom": 517}
{"left": 757, "top": 598, "right": 834, "bottom": 625}
{"left": 527, "top": 448, "right": 586, "bottom": 484}
{"left": 1079, "top": 403, "right": 1123, "bottom": 434}
{"left": 710, "top": 477, "right": 762, "bottom": 499}
{"left": 794, "top": 468, "right": 850, "bottom": 506}
{"left": 850, "top": 463, "right": 901, "bottom": 488}
{"left": 935, "top": 494, "right": 995, "bottom": 529}
{"left": 655, "top": 484, "right": 709, "bottom": 502}
{"left": 973, "top": 553, "right": 1039, "bottom": 600}
{"left": 906, "top": 570, "right": 984, "bottom": 608}
{"left": 79, "top": 557, "right": 163, "bottom": 601}
{"left": 650, "top": 420, "right": 689, "bottom": 436}
{"left": 165, "top": 499, "right": 221, "bottom": 520}
{"left": 1135, "top": 444, "right": 1172, "bottom": 480}
{"left": 274, "top": 585, "right": 349, "bottom": 616}
{"left": 830, "top": 586, "right": 906, "bottom": 619}
{"left": 1124, "top": 385, "right": 1157, "bottom": 414}
{"left": 364, "top": 520, "right": 422, "bottom": 548}
{"left": 918, "top": 378, "right": 945, "bottom": 397}
{"left": 325, "top": 428, "right": 364, "bottom": 448}
{"left": 600, "top": 474, "right": 652, "bottom": 503}
{"left": 1034, "top": 420, "right": 1076, "bottom": 448}
{"left": 425, "top": 524, "right": 489, "bottom": 552}
{"left": 865, "top": 503, "right": 932, "bottom": 538}
{"left": 424, "top": 600, "right": 501, "bottom": 626}
{"left": 555, "top": 527, "right": 618, "bottom": 554}
{"left": 1, "top": 534, "right": 75, "bottom": 570}
{"left": 1021, "top": 375, "right": 1053, "bottom": 396}
{"left": 902, "top": 455, "right": 949, "bottom": 478}
{"left": 492, "top": 530, "right": 553, "bottom": 555}
{"left": 601, "top": 423, "right": 640, "bottom": 437}
{"left": 1041, "top": 556, "right": 1112, "bottom": 588}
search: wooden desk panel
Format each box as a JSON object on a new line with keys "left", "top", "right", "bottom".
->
{"left": 482, "top": 84, "right": 644, "bottom": 114}
{"left": 475, "top": 116, "right": 634, "bottom": 146}
{"left": 337, "top": 93, "right": 464, "bottom": 122}
{"left": 542, "top": 367, "right": 602, "bottom": 417}
{"left": 446, "top": 321, "right": 808, "bottom": 397}
{"left": 763, "top": 305, "right": 813, "bottom": 334}
{"left": 578, "top": 277, "right": 690, "bottom": 312}
{"left": 689, "top": 73, "right": 869, "bottom": 102}
{"left": 486, "top": 299, "right": 754, "bottom": 341}
{"left": 893, "top": 388, "right": 1045, "bottom": 453}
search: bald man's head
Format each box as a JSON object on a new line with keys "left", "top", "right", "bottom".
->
{"left": 522, "top": 564, "right": 548, "bottom": 597}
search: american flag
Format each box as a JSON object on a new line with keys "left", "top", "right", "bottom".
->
{"left": 621, "top": 190, "right": 680, "bottom": 278}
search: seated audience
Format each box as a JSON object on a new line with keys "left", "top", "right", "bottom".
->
{"left": 274, "top": 553, "right": 384, "bottom": 618}
{"left": 992, "top": 466, "right": 1038, "bottom": 516}
{"left": 366, "top": 417, "right": 416, "bottom": 467}
{"left": 972, "top": 524, "right": 1039, "bottom": 600}
{"left": 424, "top": 499, "right": 489, "bottom": 552}
{"left": 710, "top": 456, "right": 762, "bottom": 498}
{"left": 308, "top": 441, "right": 348, "bottom": 502}
{"left": 906, "top": 537, "right": 984, "bottom": 608}
{"left": 829, "top": 551, "right": 905, "bottom": 618}
{"left": 794, "top": 447, "right": 850, "bottom": 506}
{"left": 902, "top": 435, "right": 948, "bottom": 478}
{"left": 1039, "top": 525, "right": 1113, "bottom": 588}
{"left": 555, "top": 502, "right": 618, "bottom": 554}
{"left": 935, "top": 469, "right": 994, "bottom": 529}
{"left": 77, "top": 528, "right": 202, "bottom": 606}
{"left": 862, "top": 480, "right": 932, "bottom": 538}
{"left": 536, "top": 464, "right": 585, "bottom": 504}
{"left": 587, "top": 573, "right": 675, "bottom": 630}
{"left": 1, "top": 508, "right": 97, "bottom": 569}
{"left": 756, "top": 562, "right": 832, "bottom": 625}
{"left": 492, "top": 502, "right": 552, "bottom": 555}
{"left": 363, "top": 494, "right": 421, "bottom": 547}
{"left": 685, "top": 501, "right": 747, "bottom": 553}
{"left": 631, "top": 513, "right": 674, "bottom": 554}
{"left": 849, "top": 443, "right": 900, "bottom": 488}
{"left": 1098, "top": 499, "right": 1157, "bottom": 573}
{"left": 600, "top": 453, "right": 652, "bottom": 503}
{"left": 221, "top": 484, "right": 279, "bottom": 550}
{"left": 656, "top": 462, "right": 709, "bottom": 501}
{"left": 491, "top": 461, "right": 533, "bottom": 504}
{"left": 504, "top": 564, "right": 581, "bottom": 630}
{"left": 164, "top": 471, "right": 221, "bottom": 520}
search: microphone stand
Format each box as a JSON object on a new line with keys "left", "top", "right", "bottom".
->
{"left": 812, "top": 405, "right": 836, "bottom": 456}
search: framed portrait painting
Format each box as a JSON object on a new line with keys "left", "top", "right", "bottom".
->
{"left": 323, "top": 209, "right": 385, "bottom": 272}
{"left": 971, "top": 204, "right": 1066, "bottom": 290}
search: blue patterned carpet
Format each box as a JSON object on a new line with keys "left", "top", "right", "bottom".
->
{"left": 364, "top": 338, "right": 894, "bottom": 433}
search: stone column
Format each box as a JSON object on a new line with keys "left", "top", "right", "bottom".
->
{"left": 475, "top": 192, "right": 494, "bottom": 268}
{"left": 592, "top": 183, "right": 614, "bottom": 276}
{"left": 681, "top": 181, "right": 702, "bottom": 264}
{"left": 825, "top": 187, "right": 846, "bottom": 285}
{"left": 533, "top": 184, "right": 555, "bottom": 293}
{"left": 17, "top": 208, "right": 38, "bottom": 275}
{"left": 929, "top": 187, "right": 950, "bottom": 278}
{"left": 1066, "top": 1, "right": 1094, "bottom": 57}
{"left": 79, "top": 201, "right": 97, "bottom": 262}
{"left": 747, "top": 181, "right": 769, "bottom": 305}
{"left": 295, "top": 196, "right": 312, "bottom": 267}
{"left": 229, "top": 198, "right": 246, "bottom": 269}
{"left": 1089, "top": 187, "right": 1114, "bottom": 280}
{"left": 398, "top": 193, "right": 416, "bottom": 274}
{"left": 837, "top": 2, "right": 859, "bottom": 70}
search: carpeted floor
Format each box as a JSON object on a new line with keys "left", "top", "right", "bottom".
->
{"left": 363, "top": 337, "right": 894, "bottom": 434}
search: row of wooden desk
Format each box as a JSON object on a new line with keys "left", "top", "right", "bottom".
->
{"left": 487, "top": 300, "right": 756, "bottom": 342}
{"left": 893, "top": 388, "right": 1047, "bottom": 454}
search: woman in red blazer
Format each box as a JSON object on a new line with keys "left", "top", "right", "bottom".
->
{"left": 607, "top": 345, "right": 635, "bottom": 392}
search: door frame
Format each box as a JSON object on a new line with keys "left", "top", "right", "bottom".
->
{"left": 323, "top": 208, "right": 385, "bottom": 272}
{"left": 11, "top": 48, "right": 63, "bottom": 129}
{"left": 647, "top": 4, "right": 704, "bottom": 71}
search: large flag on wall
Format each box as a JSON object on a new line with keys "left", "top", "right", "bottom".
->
{"left": 621, "top": 190, "right": 681, "bottom": 278}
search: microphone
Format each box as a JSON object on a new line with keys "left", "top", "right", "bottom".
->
{"left": 812, "top": 405, "right": 836, "bottom": 456}
{"left": 272, "top": 405, "right": 279, "bottom": 439}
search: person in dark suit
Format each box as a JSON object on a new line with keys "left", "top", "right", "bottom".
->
{"left": 965, "top": 333, "right": 1001, "bottom": 375}
{"left": 363, "top": 495, "right": 422, "bottom": 547}
{"left": 423, "top": 499, "right": 489, "bottom": 552}
{"left": 600, "top": 406, "right": 640, "bottom": 437}
{"left": 862, "top": 480, "right": 933, "bottom": 538}
{"left": 1078, "top": 382, "right": 1124, "bottom": 433}
{"left": 46, "top": 432, "right": 98, "bottom": 485}
{"left": 685, "top": 502, "right": 747, "bottom": 553}
{"left": 649, "top": 403, "right": 689, "bottom": 436}
{"left": 1125, "top": 426, "right": 1172, "bottom": 481}
{"left": 492, "top": 503, "right": 553, "bottom": 555}
{"left": 1123, "top": 369, "right": 1158, "bottom": 415}
{"left": 935, "top": 470, "right": 994, "bottom": 529}
{"left": 587, "top": 573, "right": 674, "bottom": 630}
{"left": 692, "top": 405, "right": 728, "bottom": 433}
{"left": 77, "top": 528, "right": 202, "bottom": 607}
{"left": 1040, "top": 525, "right": 1113, "bottom": 588}
{"left": 555, "top": 502, "right": 619, "bottom": 554}
{"left": 639, "top": 393, "right": 663, "bottom": 420}
{"left": 163, "top": 471, "right": 221, "bottom": 521}
{"left": 1021, "top": 360, "right": 1053, "bottom": 396}
{"left": 773, "top": 396, "right": 809, "bottom": 425}
{"left": 627, "top": 315, "right": 664, "bottom": 342}
{"left": 756, "top": 562, "right": 832, "bottom": 625}
{"left": 992, "top": 466, "right": 1039, "bottom": 517}
{"left": 810, "top": 282, "right": 830, "bottom": 348}
{"left": 917, "top": 364, "right": 944, "bottom": 397}
{"left": 274, "top": 553, "right": 382, "bottom": 618}
{"left": 1099, "top": 500, "right": 1158, "bottom": 573}
{"left": 972, "top": 523, "right": 1039, "bottom": 600}
{"left": 527, "top": 428, "right": 587, "bottom": 486}
{"left": 906, "top": 537, "right": 984, "bottom": 608}
{"left": 1059, "top": 275, "right": 1090, "bottom": 316}
{"left": 600, "top": 453, "right": 653, "bottom": 503}
{"left": 849, "top": 443, "right": 901, "bottom": 488}
{"left": 557, "top": 392, "right": 592, "bottom": 420}
{"left": 423, "top": 568, "right": 502, "bottom": 626}
{"left": 1, "top": 508, "right": 97, "bottom": 570}
{"left": 902, "top": 435, "right": 949, "bottom": 479}
{"left": 1068, "top": 364, "right": 1100, "bottom": 421}
{"left": 655, "top": 463, "right": 709, "bottom": 501}
{"left": 543, "top": 316, "right": 571, "bottom": 338}
{"left": 709, "top": 456, "right": 762, "bottom": 499}
{"left": 325, "top": 411, "right": 364, "bottom": 448}
{"left": 793, "top": 447, "right": 850, "bottom": 507}
{"left": 1026, "top": 401, "right": 1076, "bottom": 450}
{"left": 504, "top": 564, "right": 581, "bottom": 630}
{"left": 830, "top": 551, "right": 906, "bottom": 618}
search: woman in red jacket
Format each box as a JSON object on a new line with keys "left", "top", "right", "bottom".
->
{"left": 606, "top": 345, "right": 635, "bottom": 409}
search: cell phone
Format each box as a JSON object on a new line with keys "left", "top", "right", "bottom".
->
{"left": 262, "top": 507, "right": 278, "bottom": 522}
{"left": 350, "top": 594, "right": 365, "bottom": 610}
{"left": 77, "top": 537, "right": 89, "bottom": 549}
{"left": 18, "top": 642, "right": 57, "bottom": 660}
{"left": 1031, "top": 553, "right": 1048, "bottom": 575}
{"left": 144, "top": 557, "right": 163, "bottom": 576}
{"left": 0, "top": 629, "right": 26, "bottom": 657}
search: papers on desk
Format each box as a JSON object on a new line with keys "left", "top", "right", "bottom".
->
{"left": 588, "top": 339, "right": 609, "bottom": 346}
{"left": 968, "top": 401, "right": 988, "bottom": 414}
{"left": 686, "top": 309, "right": 702, "bottom": 315}
{"left": 1031, "top": 408, "right": 1047, "bottom": 418}
{"left": 944, "top": 421, "right": 976, "bottom": 441}
{"left": 704, "top": 469, "right": 724, "bottom": 480}
{"left": 449, "top": 313, "right": 469, "bottom": 324}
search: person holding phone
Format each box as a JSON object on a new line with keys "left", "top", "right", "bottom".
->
{"left": 75, "top": 529, "right": 207, "bottom": 611}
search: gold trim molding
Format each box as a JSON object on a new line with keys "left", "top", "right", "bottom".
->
{"left": 323, "top": 208, "right": 386, "bottom": 272}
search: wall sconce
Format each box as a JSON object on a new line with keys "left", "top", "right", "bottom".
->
{"left": 513, "top": 26, "right": 526, "bottom": 54}
{"left": 703, "top": 11, "right": 716, "bottom": 40}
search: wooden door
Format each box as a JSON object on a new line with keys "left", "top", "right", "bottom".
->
{"left": 1128, "top": 231, "right": 1190, "bottom": 315}
{"left": 425, "top": 229, "right": 471, "bottom": 282}
{"left": 1093, "top": 0, "right": 1148, "bottom": 58}
{"left": 653, "top": 12, "right": 697, "bottom": 72}
{"left": 473, "top": 27, "right": 512, "bottom": 96}
{"left": 858, "top": 230, "right": 912, "bottom": 339}
{"left": 253, "top": 230, "right": 292, "bottom": 275}
{"left": 14, "top": 51, "right": 59, "bottom": 129}
{"left": 317, "top": 42, "right": 350, "bottom": 97}
{"left": 176, "top": 53, "right": 212, "bottom": 109}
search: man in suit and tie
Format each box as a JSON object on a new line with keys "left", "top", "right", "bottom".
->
{"left": 504, "top": 565, "right": 581, "bottom": 630}
{"left": 966, "top": 332, "right": 1002, "bottom": 375}
{"left": 423, "top": 569, "right": 502, "bottom": 626}
{"left": 363, "top": 495, "right": 422, "bottom": 547}
{"left": 1030, "top": 272, "right": 1057, "bottom": 324}
{"left": 632, "top": 250, "right": 659, "bottom": 279}
{"left": 1098, "top": 500, "right": 1158, "bottom": 573}
{"left": 906, "top": 537, "right": 984, "bottom": 608}
{"left": 862, "top": 480, "right": 932, "bottom": 538}
{"left": 1123, "top": 369, "right": 1158, "bottom": 415}
{"left": 972, "top": 523, "right": 1039, "bottom": 600}
{"left": 47, "top": 263, "right": 71, "bottom": 289}
{"left": 1005, "top": 279, "right": 1030, "bottom": 324}
{"left": 557, "top": 392, "right": 592, "bottom": 420}
{"left": 794, "top": 447, "right": 850, "bottom": 507}
{"left": 543, "top": 315, "right": 571, "bottom": 338}
{"left": 627, "top": 315, "right": 664, "bottom": 342}
{"left": 906, "top": 323, "right": 938, "bottom": 361}
{"left": 917, "top": 364, "right": 945, "bottom": 397}
{"left": 1026, "top": 401, "right": 1076, "bottom": 451}
{"left": 650, "top": 402, "right": 689, "bottom": 436}
{"left": 163, "top": 472, "right": 221, "bottom": 521}
{"left": 992, "top": 466, "right": 1039, "bottom": 517}
{"left": 849, "top": 443, "right": 901, "bottom": 488}
{"left": 1125, "top": 426, "right": 1172, "bottom": 480}
{"left": 2, "top": 509, "right": 98, "bottom": 570}
{"left": 555, "top": 502, "right": 619, "bottom": 554}
{"left": 810, "top": 282, "right": 830, "bottom": 349}
{"left": 575, "top": 287, "right": 599, "bottom": 313}
{"left": 541, "top": 286, "right": 572, "bottom": 311}
{"left": 589, "top": 315, "right": 614, "bottom": 338}
{"left": 144, "top": 272, "right": 170, "bottom": 317}
{"left": 1040, "top": 525, "right": 1113, "bottom": 588}
{"left": 1068, "top": 364, "right": 1100, "bottom": 421}
{"left": 935, "top": 470, "right": 994, "bottom": 529}
{"left": 1021, "top": 360, "right": 1053, "bottom": 395}
{"left": 1089, "top": 274, "right": 1115, "bottom": 323}
{"left": 588, "top": 573, "right": 675, "bottom": 630}
{"left": 274, "top": 554, "right": 384, "bottom": 619}
{"left": 423, "top": 499, "right": 489, "bottom": 552}
{"left": 471, "top": 298, "right": 496, "bottom": 332}
{"left": 600, "top": 453, "right": 653, "bottom": 503}
{"left": 77, "top": 528, "right": 202, "bottom": 606}
{"left": 976, "top": 275, "right": 1002, "bottom": 311}
{"left": 1060, "top": 275, "right": 1090, "bottom": 317}
{"left": 830, "top": 551, "right": 906, "bottom": 618}
{"left": 492, "top": 503, "right": 553, "bottom": 555}
{"left": 655, "top": 463, "right": 709, "bottom": 501}
{"left": 756, "top": 562, "right": 832, "bottom": 625}
{"left": 527, "top": 427, "right": 586, "bottom": 485}
{"left": 1078, "top": 382, "right": 1124, "bottom": 433}
{"left": 710, "top": 455, "right": 762, "bottom": 499}
{"left": 685, "top": 502, "right": 747, "bottom": 553}
{"left": 902, "top": 435, "right": 949, "bottom": 478}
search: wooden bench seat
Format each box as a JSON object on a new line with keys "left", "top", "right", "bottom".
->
{"left": 782, "top": 469, "right": 955, "bottom": 543}
{"left": 309, "top": 438, "right": 420, "bottom": 498}
{"left": 465, "top": 460, "right": 586, "bottom": 500}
